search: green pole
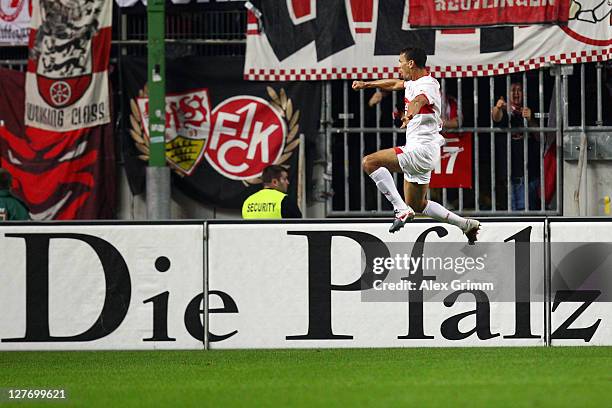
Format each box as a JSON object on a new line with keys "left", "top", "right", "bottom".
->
{"left": 146, "top": 0, "right": 171, "bottom": 219}
{"left": 147, "top": 0, "right": 166, "bottom": 167}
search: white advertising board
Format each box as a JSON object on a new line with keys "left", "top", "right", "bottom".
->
{"left": 549, "top": 220, "right": 612, "bottom": 346}
{"left": 208, "top": 220, "right": 546, "bottom": 348}
{"left": 7, "top": 219, "right": 607, "bottom": 350}
{"left": 0, "top": 223, "right": 205, "bottom": 350}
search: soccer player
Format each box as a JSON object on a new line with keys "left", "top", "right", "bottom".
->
{"left": 352, "top": 47, "right": 480, "bottom": 244}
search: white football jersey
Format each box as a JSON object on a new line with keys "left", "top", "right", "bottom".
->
{"left": 403, "top": 75, "right": 445, "bottom": 147}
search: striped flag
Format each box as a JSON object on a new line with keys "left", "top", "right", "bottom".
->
{"left": 0, "top": 0, "right": 117, "bottom": 220}
{"left": 24, "top": 0, "right": 112, "bottom": 131}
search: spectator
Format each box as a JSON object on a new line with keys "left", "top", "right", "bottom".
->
{"left": 242, "top": 165, "right": 302, "bottom": 219}
{"left": 491, "top": 82, "right": 541, "bottom": 211}
{"left": 0, "top": 168, "right": 29, "bottom": 221}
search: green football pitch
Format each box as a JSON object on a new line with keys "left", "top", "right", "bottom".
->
{"left": 1, "top": 347, "right": 611, "bottom": 407}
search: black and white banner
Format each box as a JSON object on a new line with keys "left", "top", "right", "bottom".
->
{"left": 245, "top": 0, "right": 612, "bottom": 80}
{"left": 25, "top": 0, "right": 112, "bottom": 131}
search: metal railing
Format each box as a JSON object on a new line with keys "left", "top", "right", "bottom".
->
{"left": 115, "top": 8, "right": 246, "bottom": 57}
{"left": 0, "top": 6, "right": 247, "bottom": 59}
{"left": 0, "top": 59, "right": 27, "bottom": 71}
{"left": 324, "top": 62, "right": 612, "bottom": 217}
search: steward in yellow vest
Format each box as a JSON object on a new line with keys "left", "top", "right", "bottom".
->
{"left": 242, "top": 165, "right": 302, "bottom": 219}
{"left": 242, "top": 188, "right": 285, "bottom": 219}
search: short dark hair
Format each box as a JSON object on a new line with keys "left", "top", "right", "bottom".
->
{"left": 400, "top": 47, "right": 427, "bottom": 68}
{"left": 0, "top": 168, "right": 12, "bottom": 190}
{"left": 262, "top": 165, "right": 288, "bottom": 184}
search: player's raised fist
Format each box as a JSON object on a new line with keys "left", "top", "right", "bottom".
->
{"left": 352, "top": 81, "right": 366, "bottom": 90}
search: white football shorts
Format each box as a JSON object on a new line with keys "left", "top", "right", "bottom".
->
{"left": 394, "top": 142, "right": 441, "bottom": 185}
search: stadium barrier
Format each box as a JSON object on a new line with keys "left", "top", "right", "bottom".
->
{"left": 0, "top": 222, "right": 205, "bottom": 350}
{"left": 0, "top": 218, "right": 610, "bottom": 350}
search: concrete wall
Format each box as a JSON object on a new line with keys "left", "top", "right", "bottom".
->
{"left": 116, "top": 165, "right": 327, "bottom": 220}
{"left": 563, "top": 160, "right": 612, "bottom": 216}
{"left": 116, "top": 166, "right": 241, "bottom": 220}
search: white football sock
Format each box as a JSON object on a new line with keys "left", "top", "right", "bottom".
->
{"left": 422, "top": 200, "right": 469, "bottom": 230}
{"left": 369, "top": 167, "right": 409, "bottom": 211}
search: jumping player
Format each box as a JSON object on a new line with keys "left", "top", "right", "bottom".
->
{"left": 352, "top": 47, "right": 480, "bottom": 244}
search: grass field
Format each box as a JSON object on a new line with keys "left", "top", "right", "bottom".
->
{"left": 1, "top": 347, "right": 611, "bottom": 407}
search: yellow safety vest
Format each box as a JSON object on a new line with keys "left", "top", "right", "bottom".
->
{"left": 242, "top": 188, "right": 286, "bottom": 219}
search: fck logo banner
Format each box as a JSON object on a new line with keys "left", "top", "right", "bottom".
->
{"left": 121, "top": 56, "right": 321, "bottom": 208}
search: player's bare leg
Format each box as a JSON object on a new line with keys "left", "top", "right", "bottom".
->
{"left": 403, "top": 180, "right": 481, "bottom": 244}
{"left": 362, "top": 149, "right": 415, "bottom": 232}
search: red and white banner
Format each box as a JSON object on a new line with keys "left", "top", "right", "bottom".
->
{"left": 408, "top": 0, "right": 571, "bottom": 28}
{"left": 430, "top": 96, "right": 472, "bottom": 188}
{"left": 245, "top": 0, "right": 612, "bottom": 80}
{"left": 24, "top": 0, "right": 112, "bottom": 131}
{"left": 0, "top": 0, "right": 31, "bottom": 45}
{"left": 430, "top": 132, "right": 472, "bottom": 188}
{"left": 1, "top": 68, "right": 116, "bottom": 220}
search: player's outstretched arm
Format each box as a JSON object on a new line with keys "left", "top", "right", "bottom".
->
{"left": 352, "top": 79, "right": 404, "bottom": 92}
